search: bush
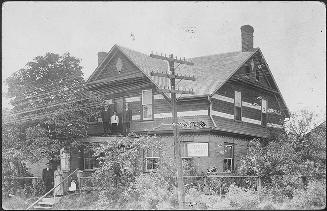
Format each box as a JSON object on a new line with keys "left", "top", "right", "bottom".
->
{"left": 2, "top": 195, "right": 29, "bottom": 210}
{"left": 121, "top": 173, "right": 178, "bottom": 210}
{"left": 225, "top": 184, "right": 260, "bottom": 209}
{"left": 288, "top": 180, "right": 326, "bottom": 209}
{"left": 52, "top": 191, "right": 99, "bottom": 210}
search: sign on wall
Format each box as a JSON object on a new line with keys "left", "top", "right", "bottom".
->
{"left": 187, "top": 143, "right": 208, "bottom": 157}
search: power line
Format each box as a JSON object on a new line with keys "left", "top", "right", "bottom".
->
{"left": 149, "top": 52, "right": 195, "bottom": 209}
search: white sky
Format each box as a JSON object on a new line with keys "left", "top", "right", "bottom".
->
{"left": 2, "top": 1, "right": 326, "bottom": 122}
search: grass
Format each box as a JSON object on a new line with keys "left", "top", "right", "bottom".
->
{"left": 2, "top": 195, "right": 39, "bottom": 210}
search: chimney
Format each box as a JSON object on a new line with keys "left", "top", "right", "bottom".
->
{"left": 98, "top": 52, "right": 107, "bottom": 66}
{"left": 241, "top": 25, "right": 254, "bottom": 52}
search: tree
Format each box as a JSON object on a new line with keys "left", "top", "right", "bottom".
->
{"left": 3, "top": 52, "right": 101, "bottom": 163}
{"left": 239, "top": 110, "right": 326, "bottom": 197}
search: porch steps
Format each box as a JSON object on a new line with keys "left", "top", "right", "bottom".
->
{"left": 31, "top": 197, "right": 61, "bottom": 210}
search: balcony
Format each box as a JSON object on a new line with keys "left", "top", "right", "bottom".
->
{"left": 87, "top": 121, "right": 125, "bottom": 136}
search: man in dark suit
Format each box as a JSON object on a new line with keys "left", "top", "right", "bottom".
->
{"left": 42, "top": 163, "right": 54, "bottom": 195}
{"left": 101, "top": 105, "right": 112, "bottom": 135}
{"left": 122, "top": 103, "right": 132, "bottom": 136}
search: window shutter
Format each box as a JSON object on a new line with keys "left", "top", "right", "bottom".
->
{"left": 262, "top": 99, "right": 267, "bottom": 113}
{"left": 234, "top": 91, "right": 241, "bottom": 107}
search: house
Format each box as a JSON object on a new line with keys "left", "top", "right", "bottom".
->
{"left": 63, "top": 25, "right": 289, "bottom": 179}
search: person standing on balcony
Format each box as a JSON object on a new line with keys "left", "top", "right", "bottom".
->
{"left": 122, "top": 103, "right": 132, "bottom": 136}
{"left": 101, "top": 105, "right": 112, "bottom": 135}
{"left": 111, "top": 111, "right": 119, "bottom": 135}
{"left": 53, "top": 165, "right": 64, "bottom": 196}
{"left": 42, "top": 162, "right": 54, "bottom": 195}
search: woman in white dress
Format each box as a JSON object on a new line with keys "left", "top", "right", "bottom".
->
{"left": 53, "top": 165, "right": 64, "bottom": 196}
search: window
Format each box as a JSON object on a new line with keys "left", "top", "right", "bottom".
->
{"left": 83, "top": 149, "right": 100, "bottom": 170}
{"left": 181, "top": 143, "right": 192, "bottom": 171}
{"left": 223, "top": 144, "right": 234, "bottom": 172}
{"left": 142, "top": 90, "right": 153, "bottom": 120}
{"left": 245, "top": 65, "right": 251, "bottom": 75}
{"left": 255, "top": 69, "right": 260, "bottom": 81}
{"left": 84, "top": 157, "right": 97, "bottom": 170}
{"left": 261, "top": 99, "right": 267, "bottom": 126}
{"left": 234, "top": 91, "right": 242, "bottom": 121}
{"left": 145, "top": 148, "right": 159, "bottom": 172}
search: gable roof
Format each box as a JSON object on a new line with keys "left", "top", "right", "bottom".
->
{"left": 109, "top": 44, "right": 257, "bottom": 96}
{"left": 87, "top": 44, "right": 289, "bottom": 116}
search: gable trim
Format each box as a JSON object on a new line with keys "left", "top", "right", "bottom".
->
{"left": 86, "top": 45, "right": 117, "bottom": 83}
{"left": 209, "top": 49, "right": 259, "bottom": 97}
{"left": 257, "top": 49, "right": 290, "bottom": 117}
{"left": 115, "top": 45, "right": 171, "bottom": 101}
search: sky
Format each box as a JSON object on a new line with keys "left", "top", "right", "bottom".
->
{"left": 2, "top": 1, "right": 326, "bottom": 123}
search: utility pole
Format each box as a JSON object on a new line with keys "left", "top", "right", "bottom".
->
{"left": 150, "top": 52, "right": 195, "bottom": 209}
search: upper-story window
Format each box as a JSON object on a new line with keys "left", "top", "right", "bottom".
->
{"left": 234, "top": 91, "right": 242, "bottom": 121}
{"left": 142, "top": 90, "right": 153, "bottom": 120}
{"left": 261, "top": 99, "right": 267, "bottom": 126}
{"left": 255, "top": 69, "right": 260, "bottom": 81}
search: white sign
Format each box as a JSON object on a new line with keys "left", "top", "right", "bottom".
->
{"left": 187, "top": 143, "right": 208, "bottom": 157}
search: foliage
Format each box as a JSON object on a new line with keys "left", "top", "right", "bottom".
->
{"left": 3, "top": 52, "right": 103, "bottom": 163}
{"left": 238, "top": 110, "right": 326, "bottom": 198}
{"left": 121, "top": 172, "right": 178, "bottom": 210}
{"left": 225, "top": 184, "right": 260, "bottom": 209}
{"left": 288, "top": 180, "right": 326, "bottom": 209}
{"left": 1, "top": 195, "right": 30, "bottom": 210}
{"left": 52, "top": 191, "right": 99, "bottom": 210}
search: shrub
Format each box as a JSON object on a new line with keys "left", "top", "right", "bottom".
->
{"left": 225, "top": 184, "right": 260, "bottom": 209}
{"left": 121, "top": 173, "right": 178, "bottom": 210}
{"left": 52, "top": 191, "right": 99, "bottom": 210}
{"left": 2, "top": 195, "right": 29, "bottom": 210}
{"left": 288, "top": 180, "right": 326, "bottom": 209}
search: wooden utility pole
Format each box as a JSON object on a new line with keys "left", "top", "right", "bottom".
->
{"left": 150, "top": 53, "right": 195, "bottom": 209}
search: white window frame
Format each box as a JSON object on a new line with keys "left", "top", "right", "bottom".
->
{"left": 142, "top": 89, "right": 153, "bottom": 120}
{"left": 145, "top": 149, "right": 159, "bottom": 172}
{"left": 223, "top": 144, "right": 234, "bottom": 172}
{"left": 234, "top": 91, "right": 242, "bottom": 121}
{"left": 261, "top": 99, "right": 268, "bottom": 127}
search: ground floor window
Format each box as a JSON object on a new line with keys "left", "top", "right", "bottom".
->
{"left": 223, "top": 143, "right": 234, "bottom": 172}
{"left": 83, "top": 149, "right": 101, "bottom": 170}
{"left": 84, "top": 157, "right": 97, "bottom": 170}
{"left": 145, "top": 148, "right": 159, "bottom": 172}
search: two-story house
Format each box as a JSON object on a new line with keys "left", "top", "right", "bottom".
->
{"left": 67, "top": 25, "right": 289, "bottom": 177}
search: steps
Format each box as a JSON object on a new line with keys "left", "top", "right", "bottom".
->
{"left": 31, "top": 197, "right": 61, "bottom": 210}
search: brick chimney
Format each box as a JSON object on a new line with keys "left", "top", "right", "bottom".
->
{"left": 98, "top": 52, "right": 107, "bottom": 66}
{"left": 241, "top": 25, "right": 254, "bottom": 52}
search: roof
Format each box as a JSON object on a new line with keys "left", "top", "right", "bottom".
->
{"left": 116, "top": 44, "right": 257, "bottom": 97}
{"left": 87, "top": 44, "right": 289, "bottom": 117}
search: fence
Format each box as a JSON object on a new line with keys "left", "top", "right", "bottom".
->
{"left": 77, "top": 174, "right": 260, "bottom": 195}
{"left": 181, "top": 175, "right": 261, "bottom": 196}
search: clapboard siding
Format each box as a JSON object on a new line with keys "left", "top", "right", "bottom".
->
{"left": 154, "top": 98, "right": 171, "bottom": 114}
{"left": 212, "top": 115, "right": 269, "bottom": 138}
{"left": 218, "top": 81, "right": 280, "bottom": 111}
{"left": 242, "top": 106, "right": 261, "bottom": 121}
{"left": 95, "top": 50, "right": 142, "bottom": 81}
{"left": 212, "top": 98, "right": 234, "bottom": 115}
{"left": 268, "top": 113, "right": 283, "bottom": 125}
